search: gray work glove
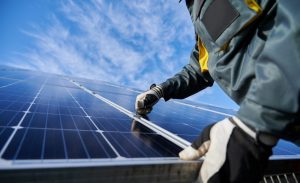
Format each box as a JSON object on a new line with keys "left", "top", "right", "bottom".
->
{"left": 135, "top": 84, "right": 164, "bottom": 115}
{"left": 179, "top": 117, "right": 277, "bottom": 183}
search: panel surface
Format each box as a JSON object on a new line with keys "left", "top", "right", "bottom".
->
{"left": 0, "top": 71, "right": 181, "bottom": 162}
{"left": 0, "top": 67, "right": 299, "bottom": 169}
{"left": 75, "top": 80, "right": 300, "bottom": 157}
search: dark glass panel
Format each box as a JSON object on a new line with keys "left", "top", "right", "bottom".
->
{"left": 0, "top": 127, "right": 13, "bottom": 151}
{"left": 0, "top": 110, "right": 23, "bottom": 127}
{"left": 43, "top": 129, "right": 66, "bottom": 159}
{"left": 64, "top": 130, "right": 88, "bottom": 159}
{"left": 46, "top": 114, "right": 62, "bottom": 129}
{"left": 16, "top": 129, "right": 44, "bottom": 159}
{"left": 60, "top": 115, "right": 76, "bottom": 130}
{"left": 80, "top": 131, "right": 117, "bottom": 158}
{"left": 2, "top": 129, "right": 26, "bottom": 159}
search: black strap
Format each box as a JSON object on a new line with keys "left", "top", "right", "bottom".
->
{"left": 194, "top": 0, "right": 206, "bottom": 20}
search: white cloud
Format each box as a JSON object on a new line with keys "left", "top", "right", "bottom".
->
{"left": 8, "top": 0, "right": 194, "bottom": 90}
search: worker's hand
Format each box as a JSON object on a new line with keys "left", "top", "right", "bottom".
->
{"left": 135, "top": 84, "right": 164, "bottom": 115}
{"left": 179, "top": 117, "right": 277, "bottom": 183}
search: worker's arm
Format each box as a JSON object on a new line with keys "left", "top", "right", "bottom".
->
{"left": 135, "top": 42, "right": 214, "bottom": 115}
{"left": 159, "top": 42, "right": 214, "bottom": 101}
{"left": 179, "top": 1, "right": 300, "bottom": 182}
{"left": 236, "top": 0, "right": 300, "bottom": 142}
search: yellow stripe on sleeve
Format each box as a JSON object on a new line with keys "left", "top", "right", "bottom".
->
{"left": 198, "top": 37, "right": 209, "bottom": 73}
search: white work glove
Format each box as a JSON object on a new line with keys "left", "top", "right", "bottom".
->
{"left": 179, "top": 117, "right": 277, "bottom": 183}
{"left": 135, "top": 84, "right": 164, "bottom": 115}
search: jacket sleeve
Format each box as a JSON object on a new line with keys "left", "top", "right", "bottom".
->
{"left": 160, "top": 42, "right": 214, "bottom": 101}
{"left": 237, "top": 0, "right": 300, "bottom": 141}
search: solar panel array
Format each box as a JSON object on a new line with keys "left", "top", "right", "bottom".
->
{"left": 0, "top": 67, "right": 299, "bottom": 169}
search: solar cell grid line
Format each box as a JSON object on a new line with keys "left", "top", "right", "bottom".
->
{"left": 0, "top": 75, "right": 37, "bottom": 89}
{"left": 0, "top": 71, "right": 25, "bottom": 79}
{"left": 77, "top": 82, "right": 140, "bottom": 96}
{"left": 3, "top": 71, "right": 43, "bottom": 80}
{"left": 38, "top": 85, "right": 91, "bottom": 159}
{"left": 65, "top": 87, "right": 123, "bottom": 158}
{"left": 0, "top": 79, "right": 20, "bottom": 88}
{"left": 0, "top": 80, "right": 24, "bottom": 89}
{"left": 46, "top": 76, "right": 82, "bottom": 89}
{"left": 0, "top": 110, "right": 27, "bottom": 129}
{"left": 0, "top": 100, "right": 24, "bottom": 112}
{"left": 0, "top": 77, "right": 47, "bottom": 158}
{"left": 40, "top": 94, "right": 50, "bottom": 160}
{"left": 0, "top": 76, "right": 21, "bottom": 81}
{"left": 0, "top": 82, "right": 45, "bottom": 99}
{"left": 103, "top": 132, "right": 157, "bottom": 158}
{"left": 3, "top": 83, "right": 53, "bottom": 160}
{"left": 172, "top": 100, "right": 233, "bottom": 117}
{"left": 0, "top": 101, "right": 29, "bottom": 112}
{"left": 65, "top": 104, "right": 91, "bottom": 159}
{"left": 57, "top": 97, "right": 68, "bottom": 159}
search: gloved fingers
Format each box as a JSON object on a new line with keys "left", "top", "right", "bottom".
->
{"left": 198, "top": 140, "right": 210, "bottom": 156}
{"left": 135, "top": 93, "right": 146, "bottom": 111}
{"left": 197, "top": 118, "right": 273, "bottom": 183}
{"left": 143, "top": 94, "right": 159, "bottom": 108}
{"left": 198, "top": 118, "right": 236, "bottom": 183}
{"left": 136, "top": 98, "right": 145, "bottom": 109}
{"left": 135, "top": 93, "right": 151, "bottom": 112}
{"left": 135, "top": 94, "right": 155, "bottom": 115}
{"left": 136, "top": 106, "right": 152, "bottom": 115}
{"left": 179, "top": 123, "right": 215, "bottom": 161}
{"left": 191, "top": 123, "right": 215, "bottom": 149}
{"left": 179, "top": 146, "right": 200, "bottom": 160}
{"left": 135, "top": 93, "right": 159, "bottom": 115}
{"left": 179, "top": 140, "right": 210, "bottom": 160}
{"left": 135, "top": 85, "right": 163, "bottom": 115}
{"left": 199, "top": 129, "right": 272, "bottom": 183}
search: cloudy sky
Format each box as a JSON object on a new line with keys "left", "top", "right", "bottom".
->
{"left": 0, "top": 0, "right": 238, "bottom": 109}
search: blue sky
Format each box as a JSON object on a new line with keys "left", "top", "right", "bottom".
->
{"left": 0, "top": 0, "right": 238, "bottom": 110}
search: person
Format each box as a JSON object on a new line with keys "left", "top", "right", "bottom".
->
{"left": 135, "top": 0, "right": 300, "bottom": 182}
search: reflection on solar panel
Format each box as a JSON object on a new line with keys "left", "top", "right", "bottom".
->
{"left": 0, "top": 67, "right": 299, "bottom": 182}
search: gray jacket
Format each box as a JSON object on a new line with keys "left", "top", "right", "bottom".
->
{"left": 160, "top": 0, "right": 300, "bottom": 144}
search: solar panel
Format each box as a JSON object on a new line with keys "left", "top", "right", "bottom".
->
{"left": 0, "top": 67, "right": 299, "bottom": 182}
{"left": 84, "top": 79, "right": 300, "bottom": 157}
{"left": 0, "top": 74, "right": 182, "bottom": 161}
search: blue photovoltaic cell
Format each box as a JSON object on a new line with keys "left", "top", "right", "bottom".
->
{"left": 78, "top": 82, "right": 139, "bottom": 96}
{"left": 0, "top": 127, "right": 13, "bottom": 151}
{"left": 104, "top": 131, "right": 180, "bottom": 158}
{"left": 0, "top": 93, "right": 33, "bottom": 104}
{"left": 43, "top": 129, "right": 66, "bottom": 159}
{"left": 0, "top": 79, "right": 20, "bottom": 88}
{"left": 2, "top": 128, "right": 26, "bottom": 160}
{"left": 0, "top": 70, "right": 41, "bottom": 81}
{"left": 176, "top": 100, "right": 237, "bottom": 115}
{"left": 0, "top": 110, "right": 23, "bottom": 126}
{"left": 46, "top": 77, "right": 81, "bottom": 89}
{"left": 273, "top": 140, "right": 300, "bottom": 155}
{"left": 0, "top": 80, "right": 44, "bottom": 98}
